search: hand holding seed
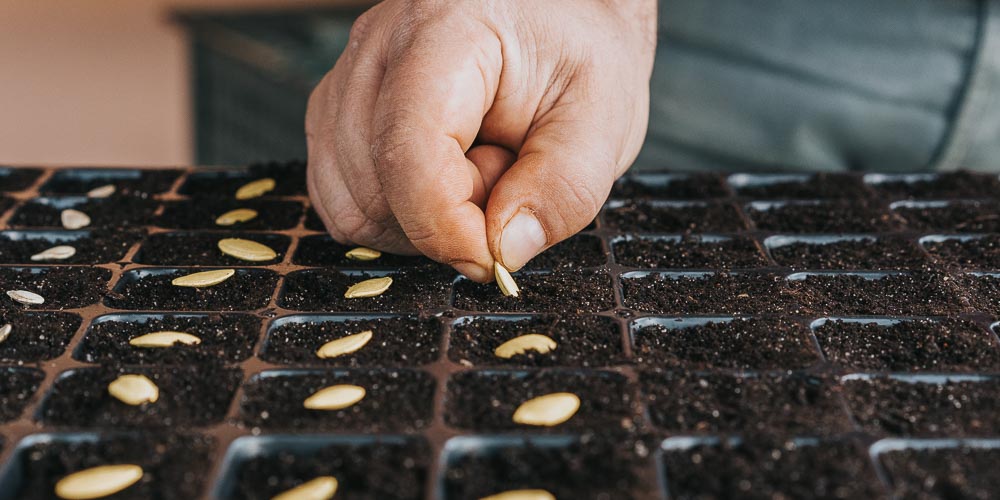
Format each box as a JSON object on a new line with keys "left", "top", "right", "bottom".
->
{"left": 306, "top": 0, "right": 656, "bottom": 282}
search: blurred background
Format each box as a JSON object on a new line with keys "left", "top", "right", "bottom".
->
{"left": 1, "top": 0, "right": 369, "bottom": 167}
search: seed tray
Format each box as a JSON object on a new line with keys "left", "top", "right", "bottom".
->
{"left": 3, "top": 166, "right": 1000, "bottom": 498}
{"left": 870, "top": 437, "right": 1000, "bottom": 499}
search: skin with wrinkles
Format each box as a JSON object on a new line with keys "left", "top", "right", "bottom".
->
{"left": 307, "top": 0, "right": 657, "bottom": 282}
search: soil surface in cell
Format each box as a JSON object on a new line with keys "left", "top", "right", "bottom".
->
{"left": 453, "top": 268, "right": 615, "bottom": 313}
{"left": 733, "top": 173, "right": 869, "bottom": 199}
{"left": 622, "top": 272, "right": 802, "bottom": 314}
{"left": 304, "top": 208, "right": 326, "bottom": 231}
{"left": 240, "top": 370, "right": 435, "bottom": 432}
{"left": 926, "top": 236, "right": 1000, "bottom": 269}
{"left": 0, "top": 311, "right": 80, "bottom": 362}
{"left": 75, "top": 314, "right": 260, "bottom": 365}
{"left": 614, "top": 236, "right": 767, "bottom": 269}
{"left": 231, "top": 439, "right": 429, "bottom": 500}
{"left": 262, "top": 316, "right": 440, "bottom": 367}
{"left": 106, "top": 269, "right": 278, "bottom": 311}
{"left": 41, "top": 170, "right": 181, "bottom": 195}
{"left": 134, "top": 232, "right": 288, "bottom": 266}
{"left": 0, "top": 229, "right": 144, "bottom": 264}
{"left": 964, "top": 274, "right": 1000, "bottom": 314}
{"left": 9, "top": 197, "right": 158, "bottom": 228}
{"left": 156, "top": 199, "right": 304, "bottom": 230}
{"left": 280, "top": 267, "right": 453, "bottom": 312}
{"left": 603, "top": 201, "right": 746, "bottom": 232}
{"left": 642, "top": 371, "right": 851, "bottom": 435}
{"left": 894, "top": 201, "right": 1000, "bottom": 232}
{"left": 881, "top": 446, "right": 999, "bottom": 500}
{"left": 611, "top": 173, "right": 728, "bottom": 199}
{"left": 444, "top": 370, "right": 633, "bottom": 432}
{"left": 521, "top": 235, "right": 606, "bottom": 270}
{"left": 633, "top": 318, "right": 817, "bottom": 370}
{"left": 40, "top": 366, "right": 240, "bottom": 428}
{"left": 13, "top": 433, "right": 214, "bottom": 500}
{"left": 1, "top": 168, "right": 42, "bottom": 192}
{"left": 0, "top": 368, "right": 44, "bottom": 422}
{"left": 179, "top": 161, "right": 307, "bottom": 197}
{"left": 770, "top": 237, "right": 925, "bottom": 270}
{"left": 871, "top": 171, "right": 1000, "bottom": 199}
{"left": 791, "top": 272, "right": 966, "bottom": 316}
{"left": 747, "top": 201, "right": 899, "bottom": 232}
{"left": 1, "top": 267, "right": 110, "bottom": 310}
{"left": 449, "top": 315, "right": 623, "bottom": 367}
{"left": 292, "top": 235, "right": 429, "bottom": 268}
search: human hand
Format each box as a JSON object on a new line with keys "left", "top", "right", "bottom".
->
{"left": 306, "top": 0, "right": 656, "bottom": 282}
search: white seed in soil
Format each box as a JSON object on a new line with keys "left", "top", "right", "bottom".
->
{"left": 494, "top": 334, "right": 557, "bottom": 359}
{"left": 61, "top": 209, "right": 91, "bottom": 230}
{"left": 344, "top": 276, "right": 392, "bottom": 299}
{"left": 512, "top": 392, "right": 580, "bottom": 427}
{"left": 217, "top": 238, "right": 277, "bottom": 261}
{"left": 107, "top": 374, "right": 159, "bottom": 406}
{"left": 345, "top": 246, "right": 381, "bottom": 261}
{"left": 316, "top": 330, "right": 373, "bottom": 359}
{"left": 54, "top": 464, "right": 144, "bottom": 500}
{"left": 303, "top": 384, "right": 366, "bottom": 410}
{"left": 85, "top": 184, "right": 116, "bottom": 198}
{"left": 0, "top": 324, "right": 11, "bottom": 345}
{"left": 480, "top": 490, "right": 556, "bottom": 500}
{"left": 235, "top": 177, "right": 275, "bottom": 200}
{"left": 171, "top": 269, "right": 235, "bottom": 287}
{"left": 30, "top": 245, "right": 77, "bottom": 261}
{"left": 494, "top": 262, "right": 520, "bottom": 297}
{"left": 271, "top": 476, "right": 339, "bottom": 500}
{"left": 215, "top": 208, "right": 258, "bottom": 226}
{"left": 129, "top": 331, "right": 202, "bottom": 348}
{"left": 7, "top": 290, "right": 44, "bottom": 305}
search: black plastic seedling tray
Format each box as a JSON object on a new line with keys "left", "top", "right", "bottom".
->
{"left": 2, "top": 164, "right": 1000, "bottom": 499}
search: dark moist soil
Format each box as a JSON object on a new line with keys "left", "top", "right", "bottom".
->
{"left": 880, "top": 446, "right": 999, "bottom": 500}
{"left": 964, "top": 274, "right": 1000, "bottom": 314}
{"left": 611, "top": 173, "right": 729, "bottom": 199}
{"left": 661, "top": 439, "right": 885, "bottom": 500}
{"left": 770, "top": 237, "right": 926, "bottom": 270}
{"left": 279, "top": 266, "right": 453, "bottom": 312}
{"left": 0, "top": 311, "right": 81, "bottom": 362}
{"left": 0, "top": 267, "right": 110, "bottom": 310}
{"left": 304, "top": 207, "right": 326, "bottom": 231}
{"left": 0, "top": 196, "right": 12, "bottom": 215}
{"left": 633, "top": 318, "right": 817, "bottom": 370}
{"left": 444, "top": 370, "right": 634, "bottom": 432}
{"left": 844, "top": 377, "right": 1000, "bottom": 437}
{"left": 748, "top": 201, "right": 899, "bottom": 232}
{"left": 0, "top": 228, "right": 144, "bottom": 265}
{"left": 41, "top": 169, "right": 182, "bottom": 195}
{"left": 792, "top": 272, "right": 967, "bottom": 316}
{"left": 603, "top": 201, "right": 746, "bottom": 232}
{"left": 292, "top": 235, "right": 430, "bottom": 268}
{"left": 613, "top": 235, "right": 768, "bottom": 269}
{"left": 12, "top": 433, "right": 214, "bottom": 500}
{"left": 453, "top": 268, "right": 615, "bottom": 313}
{"left": 621, "top": 272, "right": 803, "bottom": 314}
{"left": 894, "top": 201, "right": 1000, "bottom": 232}
{"left": 641, "top": 371, "right": 851, "bottom": 435}
{"left": 448, "top": 314, "right": 623, "bottom": 367}
{"left": 229, "top": 438, "right": 429, "bottom": 500}
{"left": 240, "top": 369, "right": 435, "bottom": 432}
{"left": 156, "top": 199, "right": 305, "bottom": 230}
{"left": 261, "top": 316, "right": 440, "bottom": 367}
{"left": 9, "top": 197, "right": 159, "bottom": 228}
{"left": 39, "top": 365, "right": 241, "bottom": 428}
{"left": 106, "top": 269, "right": 278, "bottom": 311}
{"left": 871, "top": 171, "right": 1000, "bottom": 199}
{"left": 1, "top": 167, "right": 43, "bottom": 192}
{"left": 0, "top": 368, "right": 44, "bottom": 422}
{"left": 179, "top": 161, "right": 307, "bottom": 197}
{"left": 925, "top": 236, "right": 1000, "bottom": 269}
{"left": 733, "top": 173, "right": 870, "bottom": 199}
{"left": 443, "top": 437, "right": 644, "bottom": 500}
{"left": 133, "top": 232, "right": 289, "bottom": 266}
{"left": 522, "top": 234, "right": 607, "bottom": 271}
{"left": 815, "top": 319, "right": 1000, "bottom": 372}
{"left": 75, "top": 313, "right": 260, "bottom": 365}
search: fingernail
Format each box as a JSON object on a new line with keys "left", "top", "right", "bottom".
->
{"left": 454, "top": 262, "right": 490, "bottom": 283}
{"left": 500, "top": 209, "right": 547, "bottom": 271}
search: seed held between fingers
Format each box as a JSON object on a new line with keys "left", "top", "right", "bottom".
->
{"left": 235, "top": 178, "right": 275, "bottom": 200}
{"left": 171, "top": 269, "right": 235, "bottom": 287}
{"left": 108, "top": 374, "right": 160, "bottom": 406}
{"left": 345, "top": 247, "right": 382, "bottom": 261}
{"left": 344, "top": 277, "right": 392, "bottom": 298}
{"left": 480, "top": 490, "right": 556, "bottom": 500}
{"left": 30, "top": 245, "right": 77, "bottom": 261}
{"left": 54, "top": 464, "right": 144, "bottom": 500}
{"left": 316, "top": 330, "right": 373, "bottom": 359}
{"left": 215, "top": 208, "right": 258, "bottom": 226}
{"left": 271, "top": 476, "right": 339, "bottom": 500}
{"left": 512, "top": 392, "right": 580, "bottom": 427}
{"left": 218, "top": 238, "right": 277, "bottom": 261}
{"left": 129, "top": 331, "right": 202, "bottom": 348}
{"left": 61, "top": 209, "right": 91, "bottom": 230}
{"left": 303, "top": 384, "right": 366, "bottom": 410}
{"left": 494, "top": 334, "right": 557, "bottom": 359}
{"left": 7, "top": 290, "right": 44, "bottom": 305}
{"left": 494, "top": 263, "right": 520, "bottom": 297}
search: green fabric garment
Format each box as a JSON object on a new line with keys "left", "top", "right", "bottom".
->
{"left": 636, "top": 0, "right": 1000, "bottom": 172}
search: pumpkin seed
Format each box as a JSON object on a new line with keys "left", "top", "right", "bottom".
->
{"left": 494, "top": 262, "right": 520, "bottom": 297}
{"left": 129, "top": 331, "right": 202, "bottom": 348}
{"left": 215, "top": 208, "right": 258, "bottom": 226}
{"left": 345, "top": 247, "right": 381, "bottom": 261}
{"left": 271, "top": 476, "right": 339, "bottom": 500}
{"left": 344, "top": 276, "right": 392, "bottom": 298}
{"left": 7, "top": 290, "right": 44, "bottom": 305}
{"left": 61, "top": 209, "right": 91, "bottom": 230}
{"left": 0, "top": 323, "right": 11, "bottom": 345}
{"left": 108, "top": 374, "right": 159, "bottom": 405}
{"left": 494, "top": 334, "right": 557, "bottom": 359}
{"left": 86, "top": 184, "right": 116, "bottom": 198}
{"left": 54, "top": 464, "right": 144, "bottom": 500}
{"left": 235, "top": 178, "right": 275, "bottom": 200}
{"left": 171, "top": 269, "right": 235, "bottom": 287}
{"left": 480, "top": 490, "right": 556, "bottom": 500}
{"left": 303, "top": 384, "right": 366, "bottom": 410}
{"left": 30, "top": 245, "right": 77, "bottom": 261}
{"left": 316, "top": 330, "right": 373, "bottom": 359}
{"left": 218, "top": 238, "right": 277, "bottom": 261}
{"left": 512, "top": 392, "right": 580, "bottom": 427}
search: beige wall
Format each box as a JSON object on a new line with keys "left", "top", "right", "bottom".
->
{"left": 0, "top": 0, "right": 339, "bottom": 167}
